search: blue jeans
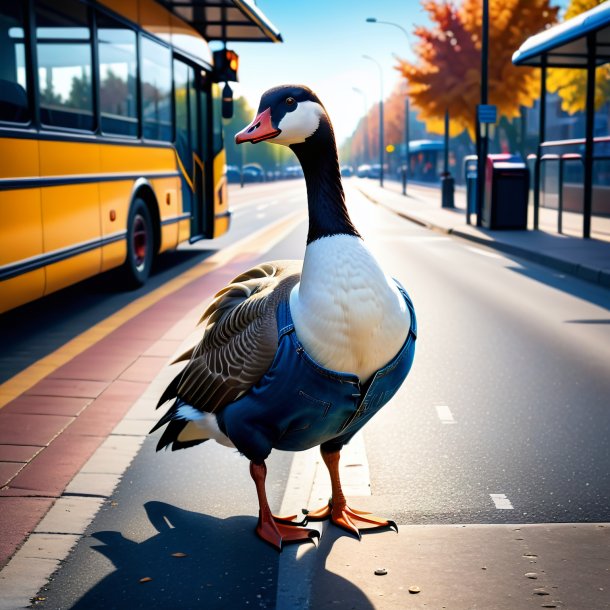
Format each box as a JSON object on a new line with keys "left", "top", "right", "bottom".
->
{"left": 218, "top": 282, "right": 417, "bottom": 462}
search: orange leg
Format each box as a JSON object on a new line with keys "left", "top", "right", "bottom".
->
{"left": 306, "top": 447, "right": 397, "bottom": 539}
{"left": 250, "top": 461, "right": 319, "bottom": 551}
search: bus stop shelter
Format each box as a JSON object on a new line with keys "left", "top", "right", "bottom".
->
{"left": 512, "top": 2, "right": 610, "bottom": 239}
{"left": 158, "top": 0, "right": 283, "bottom": 43}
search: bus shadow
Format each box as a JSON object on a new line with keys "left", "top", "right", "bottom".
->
{"left": 70, "top": 501, "right": 374, "bottom": 610}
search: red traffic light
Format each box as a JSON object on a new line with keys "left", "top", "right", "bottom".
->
{"left": 213, "top": 49, "right": 239, "bottom": 82}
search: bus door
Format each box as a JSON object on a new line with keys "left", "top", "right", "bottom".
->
{"left": 174, "top": 58, "right": 205, "bottom": 240}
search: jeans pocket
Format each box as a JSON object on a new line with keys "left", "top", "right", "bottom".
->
{"left": 298, "top": 390, "right": 332, "bottom": 417}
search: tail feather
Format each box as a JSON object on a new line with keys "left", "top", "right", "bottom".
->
{"left": 156, "top": 419, "right": 187, "bottom": 451}
{"left": 156, "top": 371, "right": 182, "bottom": 409}
{"left": 150, "top": 399, "right": 179, "bottom": 434}
{"left": 151, "top": 399, "right": 213, "bottom": 452}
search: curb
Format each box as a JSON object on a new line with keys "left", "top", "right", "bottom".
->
{"left": 356, "top": 186, "right": 610, "bottom": 289}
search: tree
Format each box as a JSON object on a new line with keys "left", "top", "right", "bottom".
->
{"left": 396, "top": 0, "right": 558, "bottom": 140}
{"left": 547, "top": 0, "right": 610, "bottom": 114}
{"left": 68, "top": 72, "right": 92, "bottom": 111}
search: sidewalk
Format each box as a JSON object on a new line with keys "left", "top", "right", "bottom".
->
{"left": 355, "top": 178, "right": 610, "bottom": 289}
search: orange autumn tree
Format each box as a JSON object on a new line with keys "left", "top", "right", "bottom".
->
{"left": 397, "top": 0, "right": 558, "bottom": 140}
{"left": 547, "top": 0, "right": 610, "bottom": 114}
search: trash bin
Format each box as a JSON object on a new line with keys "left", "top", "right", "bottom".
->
{"left": 463, "top": 155, "right": 478, "bottom": 222}
{"left": 483, "top": 154, "right": 529, "bottom": 230}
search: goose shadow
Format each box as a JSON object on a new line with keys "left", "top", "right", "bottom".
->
{"left": 70, "top": 501, "right": 375, "bottom": 610}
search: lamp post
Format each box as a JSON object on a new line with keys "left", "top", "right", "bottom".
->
{"left": 363, "top": 54, "right": 384, "bottom": 188}
{"left": 352, "top": 87, "right": 370, "bottom": 165}
{"left": 366, "top": 17, "right": 411, "bottom": 195}
{"left": 476, "top": 0, "right": 490, "bottom": 226}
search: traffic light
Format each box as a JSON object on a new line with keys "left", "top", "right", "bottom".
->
{"left": 213, "top": 49, "right": 239, "bottom": 83}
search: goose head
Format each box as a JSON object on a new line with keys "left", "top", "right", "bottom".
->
{"left": 235, "top": 85, "right": 359, "bottom": 244}
{"left": 235, "top": 85, "right": 327, "bottom": 147}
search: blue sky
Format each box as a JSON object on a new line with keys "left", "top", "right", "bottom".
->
{"left": 229, "top": 0, "right": 425, "bottom": 144}
{"left": 227, "top": 0, "right": 568, "bottom": 145}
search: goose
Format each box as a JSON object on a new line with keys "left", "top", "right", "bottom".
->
{"left": 152, "top": 85, "right": 417, "bottom": 551}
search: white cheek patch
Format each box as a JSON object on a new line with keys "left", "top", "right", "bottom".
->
{"left": 274, "top": 101, "right": 323, "bottom": 145}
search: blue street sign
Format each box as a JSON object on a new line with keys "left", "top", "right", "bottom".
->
{"left": 477, "top": 104, "right": 497, "bottom": 124}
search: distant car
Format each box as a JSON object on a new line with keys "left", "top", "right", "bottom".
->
{"left": 242, "top": 163, "right": 265, "bottom": 183}
{"left": 284, "top": 165, "right": 304, "bottom": 179}
{"left": 340, "top": 165, "right": 353, "bottom": 177}
{"left": 368, "top": 164, "right": 382, "bottom": 179}
{"left": 357, "top": 164, "right": 372, "bottom": 178}
{"left": 226, "top": 165, "right": 241, "bottom": 184}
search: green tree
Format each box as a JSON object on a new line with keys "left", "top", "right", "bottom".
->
{"left": 68, "top": 72, "right": 92, "bottom": 111}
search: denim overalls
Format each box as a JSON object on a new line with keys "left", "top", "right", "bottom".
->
{"left": 218, "top": 283, "right": 417, "bottom": 463}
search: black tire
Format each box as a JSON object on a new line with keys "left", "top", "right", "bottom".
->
{"left": 122, "top": 198, "right": 154, "bottom": 288}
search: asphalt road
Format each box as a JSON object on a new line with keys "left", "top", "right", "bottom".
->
{"left": 8, "top": 179, "right": 609, "bottom": 609}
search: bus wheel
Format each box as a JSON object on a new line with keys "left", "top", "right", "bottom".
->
{"left": 123, "top": 198, "right": 154, "bottom": 287}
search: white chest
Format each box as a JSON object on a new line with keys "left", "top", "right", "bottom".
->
{"left": 289, "top": 235, "right": 410, "bottom": 382}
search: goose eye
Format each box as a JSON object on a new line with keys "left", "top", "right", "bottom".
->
{"left": 285, "top": 97, "right": 296, "bottom": 106}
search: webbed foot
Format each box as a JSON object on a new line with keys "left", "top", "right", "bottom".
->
{"left": 306, "top": 500, "right": 397, "bottom": 539}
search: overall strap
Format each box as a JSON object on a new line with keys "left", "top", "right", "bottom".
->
{"left": 277, "top": 296, "right": 295, "bottom": 340}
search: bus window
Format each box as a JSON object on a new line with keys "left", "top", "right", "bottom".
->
{"left": 141, "top": 36, "right": 172, "bottom": 141}
{"left": 0, "top": 4, "right": 30, "bottom": 123}
{"left": 36, "top": 0, "right": 94, "bottom": 131}
{"left": 97, "top": 13, "right": 137, "bottom": 137}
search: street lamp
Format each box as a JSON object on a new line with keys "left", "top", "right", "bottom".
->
{"left": 366, "top": 17, "right": 411, "bottom": 195}
{"left": 352, "top": 87, "right": 370, "bottom": 166}
{"left": 362, "top": 54, "right": 384, "bottom": 188}
{"left": 476, "top": 0, "right": 490, "bottom": 226}
{"left": 366, "top": 17, "right": 411, "bottom": 44}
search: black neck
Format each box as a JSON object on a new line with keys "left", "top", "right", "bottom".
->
{"left": 290, "top": 117, "right": 360, "bottom": 244}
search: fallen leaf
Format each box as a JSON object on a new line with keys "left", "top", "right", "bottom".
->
{"left": 171, "top": 552, "right": 187, "bottom": 558}
{"left": 409, "top": 586, "right": 421, "bottom": 594}
{"left": 139, "top": 577, "right": 152, "bottom": 583}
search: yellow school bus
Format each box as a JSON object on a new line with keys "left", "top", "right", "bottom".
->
{"left": 0, "top": 0, "right": 281, "bottom": 313}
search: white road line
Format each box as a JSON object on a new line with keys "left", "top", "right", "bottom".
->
{"left": 466, "top": 246, "right": 505, "bottom": 259}
{"left": 435, "top": 404, "right": 456, "bottom": 424}
{"left": 398, "top": 236, "right": 451, "bottom": 243}
{"left": 490, "top": 493, "right": 514, "bottom": 509}
{"left": 276, "top": 432, "right": 370, "bottom": 610}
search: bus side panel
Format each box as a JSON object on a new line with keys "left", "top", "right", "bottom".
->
{"left": 138, "top": 0, "right": 171, "bottom": 38}
{"left": 97, "top": 0, "right": 138, "bottom": 23}
{"left": 40, "top": 140, "right": 101, "bottom": 295}
{"left": 42, "top": 184, "right": 101, "bottom": 295}
{"left": 0, "top": 274, "right": 46, "bottom": 314}
{"left": 0, "top": 188, "right": 45, "bottom": 313}
{"left": 99, "top": 181, "right": 128, "bottom": 272}
{"left": 0, "top": 138, "right": 45, "bottom": 313}
{"left": 149, "top": 177, "right": 180, "bottom": 252}
{"left": 213, "top": 149, "right": 230, "bottom": 238}
{"left": 100, "top": 143, "right": 180, "bottom": 253}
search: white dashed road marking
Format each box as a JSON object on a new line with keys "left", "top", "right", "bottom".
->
{"left": 490, "top": 493, "right": 514, "bottom": 509}
{"left": 435, "top": 404, "right": 456, "bottom": 424}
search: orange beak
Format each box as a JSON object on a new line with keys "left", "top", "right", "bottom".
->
{"left": 235, "top": 107, "right": 281, "bottom": 144}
